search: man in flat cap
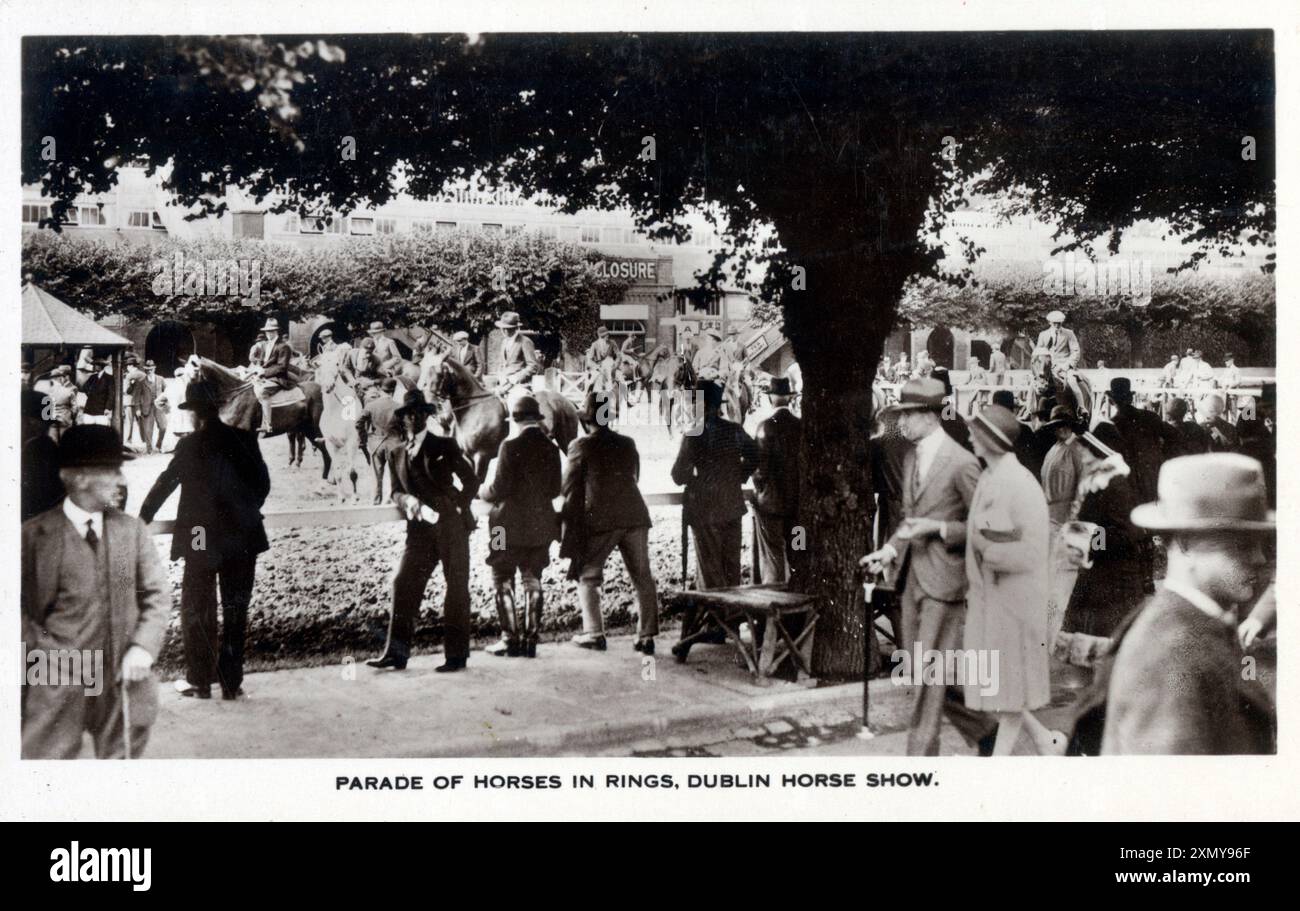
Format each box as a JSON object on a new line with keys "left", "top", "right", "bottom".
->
{"left": 860, "top": 377, "right": 997, "bottom": 756}
{"left": 1101, "top": 454, "right": 1275, "bottom": 754}
{"left": 248, "top": 318, "right": 296, "bottom": 434}
{"left": 494, "top": 311, "right": 541, "bottom": 394}
{"left": 366, "top": 320, "right": 404, "bottom": 375}
{"left": 584, "top": 326, "right": 620, "bottom": 392}
{"left": 22, "top": 426, "right": 168, "bottom": 757}
{"left": 451, "top": 330, "right": 482, "bottom": 379}
{"left": 1033, "top": 310, "right": 1081, "bottom": 376}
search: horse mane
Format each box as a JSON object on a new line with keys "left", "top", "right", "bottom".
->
{"left": 439, "top": 352, "right": 488, "bottom": 398}
{"left": 197, "top": 356, "right": 251, "bottom": 391}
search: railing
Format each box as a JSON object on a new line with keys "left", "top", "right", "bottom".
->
{"left": 147, "top": 489, "right": 767, "bottom": 588}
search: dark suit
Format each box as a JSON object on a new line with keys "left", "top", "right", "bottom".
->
{"left": 1204, "top": 416, "right": 1240, "bottom": 453}
{"left": 379, "top": 433, "right": 480, "bottom": 662}
{"left": 481, "top": 425, "right": 562, "bottom": 559}
{"left": 1238, "top": 419, "right": 1275, "bottom": 509}
{"left": 1103, "top": 589, "right": 1275, "bottom": 754}
{"left": 498, "top": 333, "right": 541, "bottom": 386}
{"left": 561, "top": 426, "right": 657, "bottom": 639}
{"left": 1166, "top": 418, "right": 1213, "bottom": 461}
{"left": 128, "top": 371, "right": 160, "bottom": 452}
{"left": 1111, "top": 403, "right": 1177, "bottom": 503}
{"left": 140, "top": 420, "right": 270, "bottom": 694}
{"left": 22, "top": 507, "right": 170, "bottom": 758}
{"left": 363, "top": 396, "right": 403, "bottom": 501}
{"left": 885, "top": 429, "right": 994, "bottom": 755}
{"left": 753, "top": 406, "right": 802, "bottom": 583}
{"left": 671, "top": 414, "right": 759, "bottom": 589}
{"left": 81, "top": 371, "right": 114, "bottom": 417}
{"left": 258, "top": 338, "right": 294, "bottom": 386}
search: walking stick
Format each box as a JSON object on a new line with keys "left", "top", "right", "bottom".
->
{"left": 858, "top": 570, "right": 878, "bottom": 741}
{"left": 121, "top": 680, "right": 133, "bottom": 760}
{"left": 681, "top": 509, "right": 689, "bottom": 590}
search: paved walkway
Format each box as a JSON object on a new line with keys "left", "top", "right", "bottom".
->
{"left": 146, "top": 633, "right": 893, "bottom": 758}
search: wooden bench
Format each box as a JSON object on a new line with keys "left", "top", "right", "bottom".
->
{"left": 666, "top": 583, "right": 818, "bottom": 679}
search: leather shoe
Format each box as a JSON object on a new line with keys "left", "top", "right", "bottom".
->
{"left": 435, "top": 657, "right": 467, "bottom": 673}
{"left": 175, "top": 681, "right": 210, "bottom": 699}
{"left": 573, "top": 634, "right": 607, "bottom": 651}
{"left": 221, "top": 687, "right": 244, "bottom": 701}
{"left": 366, "top": 655, "right": 408, "bottom": 670}
{"left": 633, "top": 638, "right": 655, "bottom": 655}
{"left": 977, "top": 727, "right": 999, "bottom": 757}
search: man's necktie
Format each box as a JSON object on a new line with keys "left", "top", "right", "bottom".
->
{"left": 85, "top": 520, "right": 99, "bottom": 552}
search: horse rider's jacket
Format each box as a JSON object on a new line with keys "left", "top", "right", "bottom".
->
{"left": 257, "top": 338, "right": 295, "bottom": 392}
{"left": 585, "top": 337, "right": 618, "bottom": 369}
{"left": 1034, "top": 326, "right": 1082, "bottom": 370}
{"left": 498, "top": 332, "right": 541, "bottom": 385}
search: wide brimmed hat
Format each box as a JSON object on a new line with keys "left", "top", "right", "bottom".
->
{"left": 596, "top": 326, "right": 609, "bottom": 337}
{"left": 178, "top": 380, "right": 221, "bottom": 412}
{"left": 765, "top": 377, "right": 793, "bottom": 397}
{"left": 510, "top": 393, "right": 544, "bottom": 423}
{"left": 1078, "top": 421, "right": 1124, "bottom": 459}
{"left": 318, "top": 328, "right": 334, "bottom": 340}
{"left": 1045, "top": 310, "right": 1066, "bottom": 324}
{"left": 1041, "top": 404, "right": 1081, "bottom": 431}
{"left": 885, "top": 377, "right": 946, "bottom": 413}
{"left": 1132, "top": 454, "right": 1275, "bottom": 533}
{"left": 259, "top": 318, "right": 281, "bottom": 333}
{"left": 496, "top": 311, "right": 522, "bottom": 329}
{"left": 393, "top": 387, "right": 436, "bottom": 416}
{"left": 966, "top": 404, "right": 1019, "bottom": 451}
{"left": 452, "top": 330, "right": 470, "bottom": 341}
{"left": 367, "top": 321, "right": 385, "bottom": 333}
{"left": 58, "top": 425, "right": 133, "bottom": 468}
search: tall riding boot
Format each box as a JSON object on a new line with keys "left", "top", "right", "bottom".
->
{"left": 260, "top": 400, "right": 274, "bottom": 434}
{"left": 523, "top": 588, "right": 544, "bottom": 658}
{"left": 487, "top": 584, "right": 520, "bottom": 657}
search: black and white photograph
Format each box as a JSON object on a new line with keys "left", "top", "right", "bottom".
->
{"left": 4, "top": 1, "right": 1297, "bottom": 830}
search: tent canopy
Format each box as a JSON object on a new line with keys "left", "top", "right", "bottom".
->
{"left": 21, "top": 282, "right": 130, "bottom": 348}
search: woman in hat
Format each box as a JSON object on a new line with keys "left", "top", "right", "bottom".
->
{"left": 1060, "top": 423, "right": 1144, "bottom": 644}
{"left": 963, "top": 405, "right": 1064, "bottom": 754}
{"left": 1039, "top": 405, "right": 1085, "bottom": 639}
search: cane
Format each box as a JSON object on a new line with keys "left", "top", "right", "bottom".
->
{"left": 857, "top": 569, "right": 880, "bottom": 741}
{"left": 121, "top": 680, "right": 133, "bottom": 760}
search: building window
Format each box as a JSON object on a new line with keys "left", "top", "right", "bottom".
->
{"left": 435, "top": 221, "right": 458, "bottom": 234}
{"left": 411, "top": 218, "right": 436, "bottom": 233}
{"left": 605, "top": 320, "right": 646, "bottom": 336}
{"left": 22, "top": 203, "right": 50, "bottom": 224}
{"left": 534, "top": 224, "right": 559, "bottom": 240}
{"left": 481, "top": 223, "right": 503, "bottom": 236}
{"left": 350, "top": 217, "right": 376, "bottom": 235}
{"left": 580, "top": 226, "right": 600, "bottom": 243}
{"left": 674, "top": 290, "right": 721, "bottom": 316}
{"left": 558, "top": 225, "right": 580, "bottom": 243}
{"left": 127, "top": 210, "right": 166, "bottom": 230}
{"left": 67, "top": 205, "right": 109, "bottom": 227}
{"left": 375, "top": 217, "right": 397, "bottom": 235}
{"left": 298, "top": 214, "right": 345, "bottom": 234}
{"left": 504, "top": 223, "right": 524, "bottom": 236}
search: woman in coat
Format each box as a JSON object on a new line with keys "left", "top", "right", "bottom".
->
{"left": 1060, "top": 422, "right": 1144, "bottom": 640}
{"left": 963, "top": 405, "right": 1065, "bottom": 755}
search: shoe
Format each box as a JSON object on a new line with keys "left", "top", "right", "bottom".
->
{"left": 365, "top": 655, "right": 407, "bottom": 670}
{"left": 633, "top": 638, "right": 655, "bottom": 655}
{"left": 486, "top": 638, "right": 521, "bottom": 657}
{"left": 573, "top": 634, "right": 607, "bottom": 651}
{"left": 174, "top": 680, "right": 211, "bottom": 699}
{"left": 221, "top": 687, "right": 244, "bottom": 701}
{"left": 977, "top": 727, "right": 999, "bottom": 757}
{"left": 435, "top": 657, "right": 467, "bottom": 673}
{"left": 524, "top": 640, "right": 538, "bottom": 658}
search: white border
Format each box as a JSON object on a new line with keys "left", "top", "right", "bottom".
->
{"left": 2, "top": 0, "right": 1296, "bottom": 821}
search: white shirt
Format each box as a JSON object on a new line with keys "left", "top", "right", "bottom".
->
{"left": 62, "top": 498, "right": 103, "bottom": 543}
{"left": 1162, "top": 579, "right": 1236, "bottom": 627}
{"left": 914, "top": 423, "right": 948, "bottom": 484}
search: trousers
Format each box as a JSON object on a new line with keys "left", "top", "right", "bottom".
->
{"left": 900, "top": 584, "right": 998, "bottom": 756}
{"left": 181, "top": 554, "right": 258, "bottom": 693}
{"left": 380, "top": 521, "right": 471, "bottom": 661}
{"left": 576, "top": 525, "right": 658, "bottom": 639}
{"left": 690, "top": 519, "right": 742, "bottom": 590}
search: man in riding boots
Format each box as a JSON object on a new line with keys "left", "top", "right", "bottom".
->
{"left": 495, "top": 311, "right": 541, "bottom": 394}
{"left": 251, "top": 319, "right": 296, "bottom": 434}
{"left": 480, "top": 394, "right": 562, "bottom": 658}
{"left": 451, "top": 330, "right": 482, "bottom": 378}
{"left": 585, "top": 326, "right": 620, "bottom": 390}
{"left": 367, "top": 388, "right": 479, "bottom": 673}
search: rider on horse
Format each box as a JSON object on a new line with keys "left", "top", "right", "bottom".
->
{"left": 494, "top": 310, "right": 541, "bottom": 396}
{"left": 451, "top": 330, "right": 482, "bottom": 378}
{"left": 249, "top": 318, "right": 297, "bottom": 434}
{"left": 365, "top": 320, "right": 404, "bottom": 376}
{"left": 1033, "top": 310, "right": 1082, "bottom": 378}
{"left": 584, "top": 326, "right": 620, "bottom": 392}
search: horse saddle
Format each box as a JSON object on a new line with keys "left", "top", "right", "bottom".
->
{"left": 268, "top": 387, "right": 306, "bottom": 409}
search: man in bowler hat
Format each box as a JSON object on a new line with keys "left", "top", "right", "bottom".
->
{"left": 22, "top": 426, "right": 168, "bottom": 757}
{"left": 139, "top": 381, "right": 271, "bottom": 699}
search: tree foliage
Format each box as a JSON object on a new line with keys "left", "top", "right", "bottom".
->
{"left": 22, "top": 229, "right": 630, "bottom": 348}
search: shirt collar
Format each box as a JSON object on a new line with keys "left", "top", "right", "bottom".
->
{"left": 407, "top": 429, "right": 428, "bottom": 455}
{"left": 917, "top": 423, "right": 947, "bottom": 456}
{"left": 62, "top": 498, "right": 103, "bottom": 539}
{"left": 1162, "top": 579, "right": 1236, "bottom": 626}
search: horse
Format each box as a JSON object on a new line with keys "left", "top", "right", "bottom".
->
{"left": 184, "top": 356, "right": 331, "bottom": 479}
{"left": 616, "top": 345, "right": 671, "bottom": 406}
{"left": 662, "top": 354, "right": 698, "bottom": 436}
{"left": 1029, "top": 351, "right": 1093, "bottom": 426}
{"left": 420, "top": 349, "right": 580, "bottom": 481}
{"left": 313, "top": 353, "right": 370, "bottom": 503}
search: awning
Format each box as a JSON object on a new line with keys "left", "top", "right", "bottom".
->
{"left": 600, "top": 303, "right": 650, "bottom": 320}
{"left": 21, "top": 283, "right": 131, "bottom": 348}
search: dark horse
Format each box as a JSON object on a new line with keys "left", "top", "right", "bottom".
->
{"left": 1029, "top": 351, "right": 1094, "bottom": 426}
{"left": 186, "top": 356, "right": 331, "bottom": 479}
{"left": 662, "top": 353, "right": 698, "bottom": 436}
{"left": 420, "top": 350, "right": 580, "bottom": 481}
